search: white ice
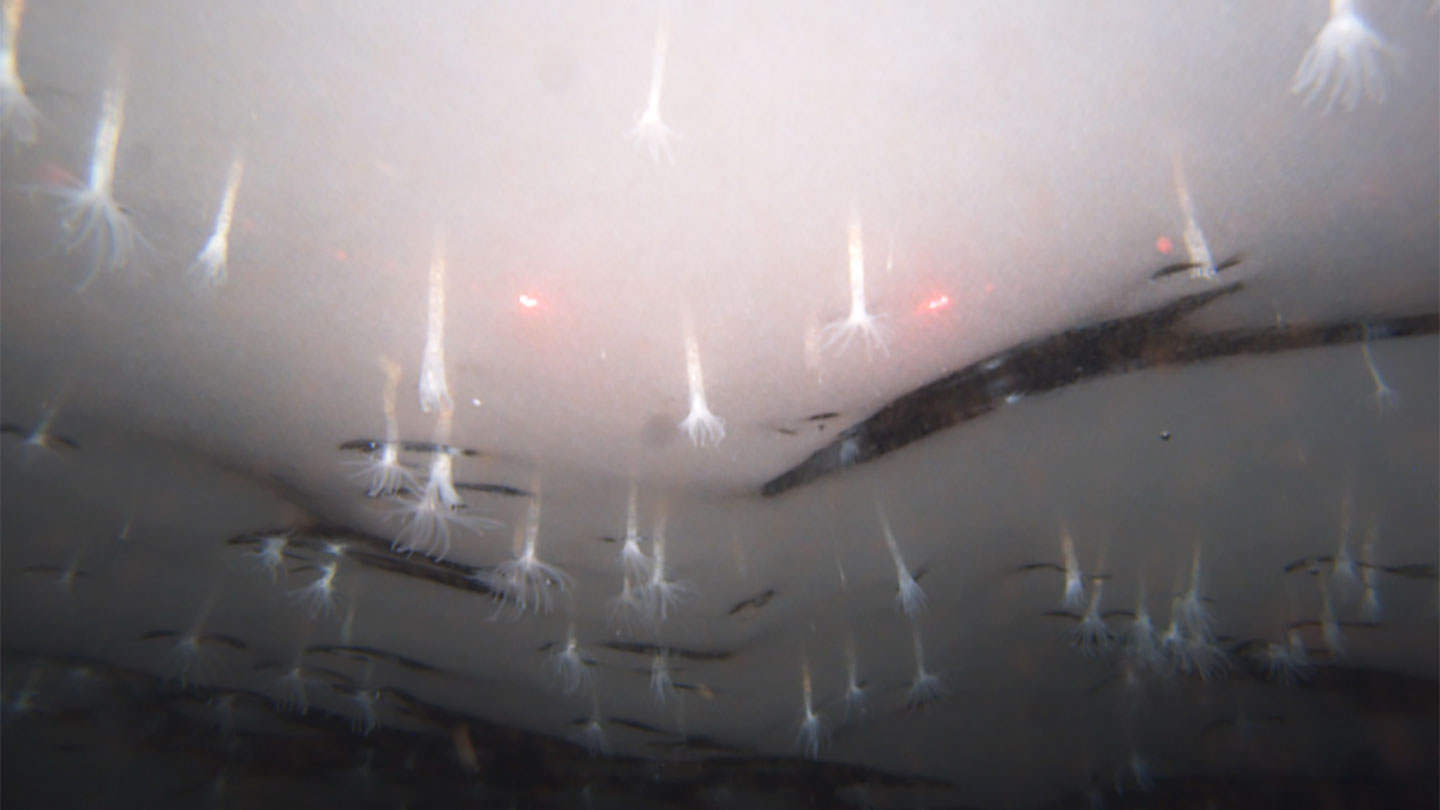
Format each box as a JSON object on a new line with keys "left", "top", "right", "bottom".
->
{"left": 617, "top": 482, "right": 654, "bottom": 582}
{"left": 843, "top": 636, "right": 868, "bottom": 721}
{"left": 821, "top": 213, "right": 889, "bottom": 358}
{"left": 348, "top": 357, "right": 416, "bottom": 497}
{"left": 272, "top": 664, "right": 310, "bottom": 716}
{"left": 1171, "top": 155, "right": 1218, "bottom": 282}
{"left": 1259, "top": 630, "right": 1314, "bottom": 686}
{"left": 573, "top": 698, "right": 609, "bottom": 757}
{"left": 289, "top": 560, "right": 341, "bottom": 619}
{"left": 33, "top": 82, "right": 144, "bottom": 291}
{"left": 649, "top": 649, "right": 674, "bottom": 705}
{"left": 0, "top": 0, "right": 38, "bottom": 146}
{"left": 794, "top": 657, "right": 828, "bottom": 759}
{"left": 1060, "top": 526, "right": 1085, "bottom": 610}
{"left": 418, "top": 230, "right": 453, "bottom": 413}
{"left": 1176, "top": 545, "right": 1216, "bottom": 639}
{"left": 627, "top": 8, "right": 679, "bottom": 165}
{"left": 906, "top": 626, "right": 947, "bottom": 710}
{"left": 640, "top": 512, "right": 695, "bottom": 623}
{"left": 1361, "top": 329, "right": 1400, "bottom": 416}
{"left": 1124, "top": 576, "right": 1162, "bottom": 669}
{"left": 677, "top": 319, "right": 725, "bottom": 447}
{"left": 486, "top": 494, "right": 572, "bottom": 618}
{"left": 795, "top": 704, "right": 827, "bottom": 759}
{"left": 189, "top": 156, "right": 245, "bottom": 287}
{"left": 879, "top": 505, "right": 927, "bottom": 617}
{"left": 1066, "top": 578, "right": 1114, "bottom": 656}
{"left": 348, "top": 443, "right": 416, "bottom": 498}
{"left": 164, "top": 593, "right": 221, "bottom": 687}
{"left": 244, "top": 533, "right": 289, "bottom": 583}
{"left": 391, "top": 483, "right": 497, "bottom": 561}
{"left": 547, "top": 626, "right": 593, "bottom": 696}
{"left": 1292, "top": 0, "right": 1395, "bottom": 113}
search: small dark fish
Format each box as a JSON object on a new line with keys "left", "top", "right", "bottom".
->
{"left": 727, "top": 589, "right": 776, "bottom": 617}
{"left": 1016, "top": 562, "right": 1108, "bottom": 582}
{"left": 1, "top": 422, "right": 80, "bottom": 450}
{"left": 600, "top": 640, "right": 733, "bottom": 662}
{"left": 399, "top": 440, "right": 479, "bottom": 457}
{"left": 672, "top": 681, "right": 720, "bottom": 698}
{"left": 608, "top": 716, "right": 669, "bottom": 735}
{"left": 1150, "top": 253, "right": 1245, "bottom": 281}
{"left": 805, "top": 412, "right": 841, "bottom": 422}
{"left": 305, "top": 644, "right": 447, "bottom": 674}
{"left": 140, "top": 630, "right": 247, "bottom": 651}
{"left": 1282, "top": 555, "right": 1331, "bottom": 574}
{"left": 201, "top": 634, "right": 248, "bottom": 651}
{"left": 1375, "top": 562, "right": 1439, "bottom": 580}
{"left": 1150, "top": 261, "right": 1201, "bottom": 280}
{"left": 1199, "top": 709, "right": 1284, "bottom": 738}
{"left": 251, "top": 660, "right": 354, "bottom": 689}
{"left": 646, "top": 734, "right": 750, "bottom": 755}
{"left": 340, "top": 439, "right": 480, "bottom": 457}
{"left": 453, "top": 481, "right": 531, "bottom": 498}
{"left": 23, "top": 564, "right": 90, "bottom": 582}
{"left": 1016, "top": 562, "right": 1065, "bottom": 574}
{"left": 224, "top": 528, "right": 294, "bottom": 548}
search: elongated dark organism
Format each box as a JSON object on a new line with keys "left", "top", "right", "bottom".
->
{"left": 225, "top": 528, "right": 298, "bottom": 548}
{"left": 669, "top": 680, "right": 717, "bottom": 696}
{"left": 1150, "top": 253, "right": 1245, "bottom": 280}
{"left": 763, "top": 283, "right": 1244, "bottom": 496}
{"left": 453, "top": 481, "right": 532, "bottom": 498}
{"left": 763, "top": 278, "right": 1438, "bottom": 496}
{"left": 375, "top": 686, "right": 430, "bottom": 717}
{"left": 1376, "top": 563, "right": 1439, "bottom": 580}
{"left": 305, "top": 644, "right": 448, "bottom": 675}
{"left": 140, "top": 630, "right": 247, "bottom": 650}
{"left": 805, "top": 412, "right": 840, "bottom": 421}
{"left": 240, "top": 524, "right": 492, "bottom": 594}
{"left": 1, "top": 421, "right": 80, "bottom": 450}
{"left": 1016, "top": 561, "right": 1110, "bottom": 581}
{"left": 251, "top": 660, "right": 355, "bottom": 690}
{"left": 1199, "top": 709, "right": 1284, "bottom": 737}
{"left": 398, "top": 440, "right": 479, "bottom": 457}
{"left": 1282, "top": 554, "right": 1335, "bottom": 574}
{"left": 23, "top": 564, "right": 91, "bottom": 582}
{"left": 727, "top": 589, "right": 776, "bottom": 616}
{"left": 338, "top": 438, "right": 480, "bottom": 457}
{"left": 1282, "top": 556, "right": 1437, "bottom": 580}
{"left": 600, "top": 640, "right": 734, "bottom": 662}
{"left": 347, "top": 550, "right": 492, "bottom": 594}
{"left": 646, "top": 735, "right": 752, "bottom": 755}
{"left": 1288, "top": 618, "right": 1381, "bottom": 633}
{"left": 608, "top": 716, "right": 670, "bottom": 735}
{"left": 161, "top": 684, "right": 271, "bottom": 709}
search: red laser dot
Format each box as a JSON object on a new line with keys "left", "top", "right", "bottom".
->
{"left": 1156, "top": 236, "right": 1174, "bottom": 254}
{"left": 518, "top": 294, "right": 539, "bottom": 309}
{"left": 923, "top": 294, "right": 951, "bottom": 312}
